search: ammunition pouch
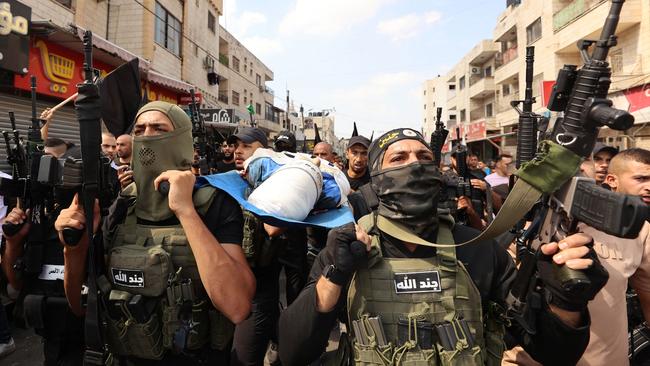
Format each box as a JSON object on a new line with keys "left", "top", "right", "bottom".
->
{"left": 241, "top": 209, "right": 283, "bottom": 268}
{"left": 105, "top": 291, "right": 165, "bottom": 360}
{"left": 108, "top": 245, "right": 172, "bottom": 297}
{"left": 103, "top": 185, "right": 235, "bottom": 359}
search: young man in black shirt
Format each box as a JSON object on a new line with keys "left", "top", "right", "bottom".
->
{"left": 215, "top": 141, "right": 237, "bottom": 173}
{"left": 343, "top": 136, "right": 371, "bottom": 191}
{"left": 278, "top": 128, "right": 606, "bottom": 366}
{"left": 55, "top": 102, "right": 254, "bottom": 365}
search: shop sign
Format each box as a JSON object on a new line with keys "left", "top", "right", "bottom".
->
{"left": 0, "top": 1, "right": 30, "bottom": 74}
{"left": 624, "top": 83, "right": 650, "bottom": 113}
{"left": 144, "top": 83, "right": 178, "bottom": 104}
{"left": 14, "top": 37, "right": 113, "bottom": 98}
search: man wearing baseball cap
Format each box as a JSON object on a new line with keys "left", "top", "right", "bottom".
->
{"left": 592, "top": 142, "right": 619, "bottom": 186}
{"left": 344, "top": 135, "right": 371, "bottom": 191}
{"left": 227, "top": 126, "right": 289, "bottom": 365}
{"left": 227, "top": 127, "right": 268, "bottom": 170}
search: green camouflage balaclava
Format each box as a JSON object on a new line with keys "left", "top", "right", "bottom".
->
{"left": 132, "top": 101, "right": 193, "bottom": 221}
{"left": 368, "top": 128, "right": 442, "bottom": 239}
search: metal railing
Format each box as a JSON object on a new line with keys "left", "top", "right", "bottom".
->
{"left": 553, "top": 0, "right": 607, "bottom": 32}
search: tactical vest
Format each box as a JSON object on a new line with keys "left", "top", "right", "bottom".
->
{"left": 346, "top": 214, "right": 505, "bottom": 366}
{"left": 103, "top": 184, "right": 234, "bottom": 360}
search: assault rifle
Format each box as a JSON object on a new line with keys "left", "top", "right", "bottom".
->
{"left": 430, "top": 107, "right": 448, "bottom": 168}
{"left": 65, "top": 30, "right": 111, "bottom": 364}
{"left": 0, "top": 77, "right": 50, "bottom": 239}
{"left": 3, "top": 112, "right": 28, "bottom": 180}
{"left": 511, "top": 46, "right": 541, "bottom": 169}
{"left": 507, "top": 0, "right": 647, "bottom": 334}
{"left": 188, "top": 88, "right": 211, "bottom": 175}
{"left": 508, "top": 46, "right": 543, "bottom": 251}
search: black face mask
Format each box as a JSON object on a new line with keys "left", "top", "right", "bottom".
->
{"left": 371, "top": 161, "right": 442, "bottom": 238}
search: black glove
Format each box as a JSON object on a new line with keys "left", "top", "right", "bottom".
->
{"left": 324, "top": 223, "right": 367, "bottom": 285}
{"left": 537, "top": 244, "right": 609, "bottom": 312}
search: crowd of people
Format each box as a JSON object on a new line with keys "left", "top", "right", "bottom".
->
{"left": 0, "top": 100, "right": 647, "bottom": 366}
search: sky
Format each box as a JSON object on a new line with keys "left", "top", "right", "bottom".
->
{"left": 219, "top": 0, "right": 506, "bottom": 139}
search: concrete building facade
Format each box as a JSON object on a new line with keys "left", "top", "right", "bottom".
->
{"left": 421, "top": 75, "right": 453, "bottom": 140}
{"left": 423, "top": 0, "right": 650, "bottom": 158}
{"left": 217, "top": 24, "right": 282, "bottom": 136}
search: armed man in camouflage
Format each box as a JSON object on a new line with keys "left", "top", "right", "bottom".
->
{"left": 278, "top": 128, "right": 607, "bottom": 365}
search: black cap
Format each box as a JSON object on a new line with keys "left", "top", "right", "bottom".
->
{"left": 275, "top": 130, "right": 296, "bottom": 149}
{"left": 592, "top": 142, "right": 619, "bottom": 157}
{"left": 227, "top": 127, "right": 268, "bottom": 147}
{"left": 347, "top": 136, "right": 371, "bottom": 150}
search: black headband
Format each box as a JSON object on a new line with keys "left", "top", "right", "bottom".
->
{"left": 368, "top": 128, "right": 430, "bottom": 171}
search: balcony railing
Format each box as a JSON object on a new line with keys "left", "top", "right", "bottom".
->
{"left": 219, "top": 53, "right": 229, "bottom": 67}
{"left": 553, "top": 0, "right": 607, "bottom": 32}
{"left": 496, "top": 47, "right": 518, "bottom": 69}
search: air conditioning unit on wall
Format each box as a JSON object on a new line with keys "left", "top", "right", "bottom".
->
{"left": 470, "top": 67, "right": 482, "bottom": 75}
{"left": 203, "top": 56, "right": 215, "bottom": 70}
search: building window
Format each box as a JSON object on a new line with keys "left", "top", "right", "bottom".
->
{"left": 256, "top": 103, "right": 261, "bottom": 115}
{"left": 232, "top": 56, "right": 240, "bottom": 72}
{"left": 424, "top": 118, "right": 427, "bottom": 124}
{"left": 526, "top": 17, "right": 542, "bottom": 45}
{"left": 232, "top": 91, "right": 240, "bottom": 106}
{"left": 460, "top": 109, "right": 466, "bottom": 122}
{"left": 459, "top": 76, "right": 466, "bottom": 90}
{"left": 423, "top": 90, "right": 426, "bottom": 96}
{"left": 244, "top": 64, "right": 247, "bottom": 72}
{"left": 485, "top": 103, "right": 493, "bottom": 117}
{"left": 449, "top": 84, "right": 456, "bottom": 90}
{"left": 208, "top": 11, "right": 216, "bottom": 33}
{"left": 423, "top": 104, "right": 426, "bottom": 110}
{"left": 503, "top": 84, "right": 511, "bottom": 96}
{"left": 54, "top": 0, "right": 73, "bottom": 7}
{"left": 256, "top": 74, "right": 261, "bottom": 86}
{"left": 194, "top": 45, "right": 198, "bottom": 57}
{"left": 154, "top": 2, "right": 182, "bottom": 57}
{"left": 610, "top": 49, "right": 623, "bottom": 74}
{"left": 484, "top": 66, "right": 492, "bottom": 77}
{"left": 244, "top": 95, "right": 247, "bottom": 104}
{"left": 449, "top": 114, "right": 457, "bottom": 120}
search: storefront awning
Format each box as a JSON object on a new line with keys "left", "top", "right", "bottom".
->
{"left": 147, "top": 70, "right": 193, "bottom": 94}
{"left": 73, "top": 25, "right": 151, "bottom": 72}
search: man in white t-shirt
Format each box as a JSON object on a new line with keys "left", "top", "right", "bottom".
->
{"left": 578, "top": 148, "right": 650, "bottom": 366}
{"left": 485, "top": 154, "right": 513, "bottom": 195}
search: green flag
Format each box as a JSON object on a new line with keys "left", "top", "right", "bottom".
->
{"left": 247, "top": 103, "right": 255, "bottom": 114}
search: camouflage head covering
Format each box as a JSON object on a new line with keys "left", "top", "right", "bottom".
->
{"left": 369, "top": 129, "right": 441, "bottom": 239}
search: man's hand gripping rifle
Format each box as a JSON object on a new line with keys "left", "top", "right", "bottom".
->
{"left": 506, "top": 0, "right": 648, "bottom": 334}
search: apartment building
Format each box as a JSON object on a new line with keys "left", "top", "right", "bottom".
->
{"left": 423, "top": 0, "right": 650, "bottom": 158}
{"left": 422, "top": 39, "right": 500, "bottom": 158}
{"left": 302, "top": 110, "right": 337, "bottom": 152}
{"left": 421, "top": 75, "right": 453, "bottom": 140}
{"left": 217, "top": 25, "right": 283, "bottom": 137}
{"left": 0, "top": 0, "right": 228, "bottom": 164}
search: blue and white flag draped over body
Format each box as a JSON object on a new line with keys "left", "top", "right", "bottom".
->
{"left": 197, "top": 171, "right": 355, "bottom": 229}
